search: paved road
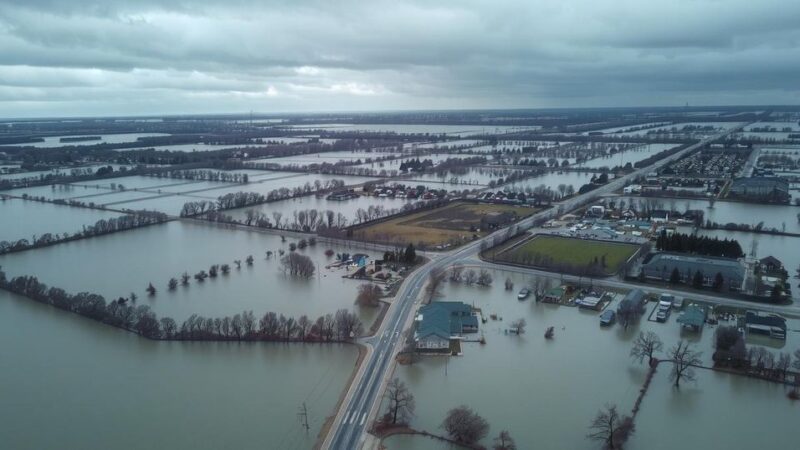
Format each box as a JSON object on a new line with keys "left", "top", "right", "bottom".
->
{"left": 323, "top": 126, "right": 747, "bottom": 450}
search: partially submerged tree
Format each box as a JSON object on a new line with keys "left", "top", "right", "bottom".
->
{"left": 586, "top": 404, "right": 635, "bottom": 450}
{"left": 355, "top": 283, "right": 383, "bottom": 307}
{"left": 630, "top": 331, "right": 663, "bottom": 366}
{"left": 477, "top": 269, "right": 493, "bottom": 286}
{"left": 146, "top": 282, "right": 156, "bottom": 296}
{"left": 167, "top": 278, "right": 178, "bottom": 291}
{"left": 426, "top": 267, "right": 446, "bottom": 301}
{"left": 504, "top": 277, "right": 514, "bottom": 291}
{"left": 493, "top": 430, "right": 517, "bottom": 450}
{"left": 280, "top": 252, "right": 316, "bottom": 278}
{"left": 510, "top": 318, "right": 527, "bottom": 334}
{"left": 441, "top": 405, "right": 490, "bottom": 445}
{"left": 669, "top": 341, "right": 702, "bottom": 388}
{"left": 382, "top": 377, "right": 416, "bottom": 426}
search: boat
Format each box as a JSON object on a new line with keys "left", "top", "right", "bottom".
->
{"left": 517, "top": 288, "right": 530, "bottom": 300}
{"left": 544, "top": 326, "right": 554, "bottom": 339}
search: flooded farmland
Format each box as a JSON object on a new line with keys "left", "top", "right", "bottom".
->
{"left": 0, "top": 220, "right": 382, "bottom": 326}
{"left": 0, "top": 290, "right": 358, "bottom": 450}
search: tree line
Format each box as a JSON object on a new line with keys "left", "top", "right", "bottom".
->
{"left": 148, "top": 169, "right": 250, "bottom": 183}
{"left": 179, "top": 179, "right": 346, "bottom": 217}
{"left": 0, "top": 211, "right": 169, "bottom": 255}
{"left": 0, "top": 269, "right": 362, "bottom": 342}
{"left": 655, "top": 231, "right": 744, "bottom": 259}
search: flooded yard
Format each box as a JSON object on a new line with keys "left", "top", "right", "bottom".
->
{"left": 385, "top": 268, "right": 798, "bottom": 449}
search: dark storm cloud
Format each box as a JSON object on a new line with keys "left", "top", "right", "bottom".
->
{"left": 0, "top": 0, "right": 798, "bottom": 116}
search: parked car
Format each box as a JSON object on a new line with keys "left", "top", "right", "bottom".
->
{"left": 600, "top": 309, "right": 616, "bottom": 326}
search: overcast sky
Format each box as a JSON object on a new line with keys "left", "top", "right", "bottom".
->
{"left": 1, "top": 0, "right": 799, "bottom": 117}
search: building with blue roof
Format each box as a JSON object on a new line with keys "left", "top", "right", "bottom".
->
{"left": 414, "top": 302, "right": 479, "bottom": 352}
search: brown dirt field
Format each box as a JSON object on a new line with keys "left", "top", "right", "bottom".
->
{"left": 352, "top": 202, "right": 537, "bottom": 248}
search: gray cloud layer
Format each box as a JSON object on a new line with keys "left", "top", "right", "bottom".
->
{"left": 0, "top": 0, "right": 798, "bottom": 117}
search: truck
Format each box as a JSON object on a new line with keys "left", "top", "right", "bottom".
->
{"left": 656, "top": 299, "right": 672, "bottom": 322}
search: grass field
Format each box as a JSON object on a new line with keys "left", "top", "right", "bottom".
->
{"left": 494, "top": 234, "right": 640, "bottom": 275}
{"left": 350, "top": 201, "right": 537, "bottom": 249}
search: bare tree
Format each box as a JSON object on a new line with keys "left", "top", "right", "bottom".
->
{"left": 630, "top": 331, "right": 663, "bottom": 366}
{"left": 355, "top": 283, "right": 383, "bottom": 307}
{"left": 504, "top": 277, "right": 514, "bottom": 291}
{"left": 449, "top": 264, "right": 464, "bottom": 282}
{"left": 586, "top": 404, "right": 635, "bottom": 450}
{"left": 382, "top": 377, "right": 416, "bottom": 426}
{"left": 426, "top": 267, "right": 446, "bottom": 301}
{"left": 510, "top": 318, "right": 526, "bottom": 334}
{"left": 776, "top": 352, "right": 792, "bottom": 380}
{"left": 669, "top": 341, "right": 702, "bottom": 388}
{"left": 477, "top": 269, "right": 493, "bottom": 286}
{"left": 280, "top": 253, "right": 316, "bottom": 278}
{"left": 493, "top": 430, "right": 517, "bottom": 450}
{"left": 441, "top": 405, "right": 490, "bottom": 445}
{"left": 464, "top": 269, "right": 478, "bottom": 285}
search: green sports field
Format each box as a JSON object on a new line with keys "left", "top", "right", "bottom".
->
{"left": 496, "top": 234, "right": 639, "bottom": 275}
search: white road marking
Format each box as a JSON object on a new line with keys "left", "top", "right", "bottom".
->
{"left": 345, "top": 410, "right": 353, "bottom": 424}
{"left": 359, "top": 412, "right": 367, "bottom": 426}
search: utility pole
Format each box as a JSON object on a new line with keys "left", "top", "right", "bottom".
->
{"left": 298, "top": 402, "right": 310, "bottom": 433}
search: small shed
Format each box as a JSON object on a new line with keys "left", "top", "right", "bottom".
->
{"left": 677, "top": 304, "right": 707, "bottom": 331}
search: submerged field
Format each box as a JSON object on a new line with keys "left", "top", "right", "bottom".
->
{"left": 0, "top": 290, "right": 358, "bottom": 450}
{"left": 493, "top": 234, "right": 640, "bottom": 275}
{"left": 0, "top": 220, "right": 381, "bottom": 326}
{"left": 350, "top": 202, "right": 537, "bottom": 249}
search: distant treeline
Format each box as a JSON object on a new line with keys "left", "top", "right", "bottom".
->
{"left": 0, "top": 211, "right": 169, "bottom": 255}
{"left": 179, "top": 180, "right": 346, "bottom": 217}
{"left": 147, "top": 169, "right": 250, "bottom": 183}
{"left": 655, "top": 231, "right": 744, "bottom": 259}
{"left": 0, "top": 270, "right": 363, "bottom": 342}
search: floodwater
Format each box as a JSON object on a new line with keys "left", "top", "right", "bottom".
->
{"left": 386, "top": 268, "right": 797, "bottom": 449}
{"left": 629, "top": 369, "right": 797, "bottom": 450}
{"left": 578, "top": 143, "right": 679, "bottom": 169}
{"left": 1, "top": 133, "right": 170, "bottom": 148}
{"left": 0, "top": 198, "right": 122, "bottom": 243}
{"left": 0, "top": 220, "right": 380, "bottom": 326}
{"left": 504, "top": 170, "right": 613, "bottom": 193}
{"left": 383, "top": 434, "right": 465, "bottom": 450}
{"left": 622, "top": 197, "right": 800, "bottom": 234}
{"left": 285, "top": 124, "right": 539, "bottom": 136}
{"left": 226, "top": 193, "right": 417, "bottom": 227}
{"left": 0, "top": 290, "right": 357, "bottom": 450}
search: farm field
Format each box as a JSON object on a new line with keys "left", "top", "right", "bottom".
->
{"left": 492, "top": 234, "right": 639, "bottom": 275}
{"left": 350, "top": 201, "right": 537, "bottom": 249}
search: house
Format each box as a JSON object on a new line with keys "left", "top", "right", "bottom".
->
{"left": 729, "top": 177, "right": 790, "bottom": 203}
{"left": 759, "top": 256, "right": 783, "bottom": 272}
{"left": 414, "top": 302, "right": 479, "bottom": 352}
{"left": 640, "top": 253, "right": 745, "bottom": 291}
{"left": 744, "top": 311, "right": 786, "bottom": 340}
{"left": 542, "top": 286, "right": 566, "bottom": 304}
{"left": 650, "top": 210, "right": 669, "bottom": 223}
{"left": 677, "top": 304, "right": 707, "bottom": 331}
{"left": 623, "top": 184, "right": 642, "bottom": 195}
